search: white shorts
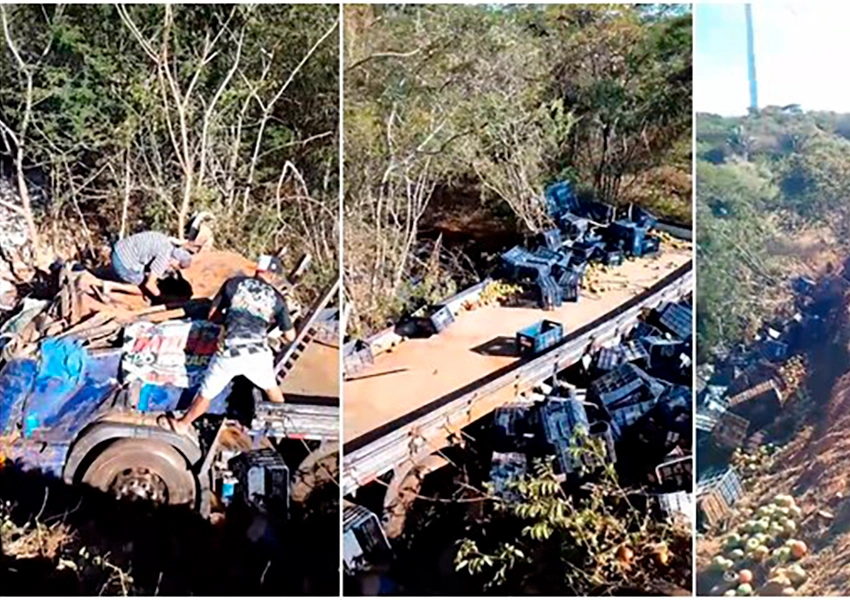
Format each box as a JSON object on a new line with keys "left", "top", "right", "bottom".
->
{"left": 198, "top": 349, "right": 277, "bottom": 399}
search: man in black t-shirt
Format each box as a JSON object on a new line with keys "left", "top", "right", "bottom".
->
{"left": 165, "top": 255, "right": 296, "bottom": 435}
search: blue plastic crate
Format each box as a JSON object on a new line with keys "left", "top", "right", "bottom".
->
{"left": 559, "top": 212, "right": 589, "bottom": 240}
{"left": 607, "top": 220, "right": 647, "bottom": 257}
{"left": 540, "top": 228, "right": 562, "bottom": 251}
{"left": 516, "top": 320, "right": 564, "bottom": 357}
{"left": 421, "top": 305, "right": 454, "bottom": 335}
{"left": 590, "top": 363, "right": 664, "bottom": 409}
{"left": 544, "top": 181, "right": 578, "bottom": 218}
{"left": 536, "top": 275, "right": 562, "bottom": 310}
{"left": 604, "top": 250, "right": 624, "bottom": 266}
{"left": 557, "top": 270, "right": 582, "bottom": 302}
{"left": 640, "top": 235, "right": 661, "bottom": 256}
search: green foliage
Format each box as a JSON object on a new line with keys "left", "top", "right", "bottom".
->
{"left": 0, "top": 5, "right": 338, "bottom": 291}
{"left": 696, "top": 107, "right": 850, "bottom": 357}
{"left": 454, "top": 438, "right": 691, "bottom": 595}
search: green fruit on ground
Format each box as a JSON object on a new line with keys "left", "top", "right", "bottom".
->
{"left": 787, "top": 564, "right": 807, "bottom": 585}
{"left": 723, "top": 590, "right": 737, "bottom": 597}
{"left": 726, "top": 533, "right": 743, "bottom": 548}
{"left": 737, "top": 582, "right": 753, "bottom": 596}
{"left": 731, "top": 549, "right": 746, "bottom": 560}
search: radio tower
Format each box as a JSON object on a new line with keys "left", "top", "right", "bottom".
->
{"left": 745, "top": 3, "right": 759, "bottom": 113}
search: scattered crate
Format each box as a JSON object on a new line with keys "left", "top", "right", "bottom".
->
{"left": 655, "top": 454, "right": 692, "bottom": 491}
{"left": 540, "top": 228, "right": 562, "bottom": 251}
{"left": 413, "top": 304, "right": 454, "bottom": 336}
{"left": 489, "top": 451, "right": 528, "bottom": 500}
{"left": 710, "top": 410, "right": 749, "bottom": 450}
{"left": 516, "top": 320, "right": 564, "bottom": 357}
{"left": 657, "top": 302, "right": 693, "bottom": 341}
{"left": 343, "top": 339, "right": 374, "bottom": 376}
{"left": 343, "top": 504, "right": 392, "bottom": 574}
{"left": 697, "top": 467, "right": 744, "bottom": 527}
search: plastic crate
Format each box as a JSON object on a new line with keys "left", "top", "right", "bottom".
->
{"left": 640, "top": 234, "right": 661, "bottom": 256}
{"left": 540, "top": 228, "right": 562, "bottom": 251}
{"left": 658, "top": 491, "right": 693, "bottom": 522}
{"left": 493, "top": 404, "right": 534, "bottom": 450}
{"left": 489, "top": 451, "right": 528, "bottom": 500}
{"left": 590, "top": 363, "right": 660, "bottom": 409}
{"left": 559, "top": 212, "right": 589, "bottom": 240}
{"left": 545, "top": 181, "right": 579, "bottom": 218}
{"left": 343, "top": 504, "right": 392, "bottom": 574}
{"left": 539, "top": 398, "right": 590, "bottom": 475}
{"left": 343, "top": 339, "right": 374, "bottom": 376}
{"left": 698, "top": 467, "right": 743, "bottom": 509}
{"left": 534, "top": 247, "right": 571, "bottom": 272}
{"left": 610, "top": 398, "right": 657, "bottom": 438}
{"left": 658, "top": 303, "right": 693, "bottom": 341}
{"left": 595, "top": 340, "right": 648, "bottom": 371}
{"left": 710, "top": 411, "right": 749, "bottom": 450}
{"left": 607, "top": 220, "right": 645, "bottom": 256}
{"left": 604, "top": 250, "right": 624, "bottom": 266}
{"left": 557, "top": 270, "right": 582, "bottom": 302}
{"left": 414, "top": 304, "right": 454, "bottom": 336}
{"left": 655, "top": 455, "right": 692, "bottom": 491}
{"left": 229, "top": 448, "right": 290, "bottom": 513}
{"left": 762, "top": 340, "right": 788, "bottom": 361}
{"left": 516, "top": 320, "right": 564, "bottom": 357}
{"left": 536, "top": 275, "right": 562, "bottom": 310}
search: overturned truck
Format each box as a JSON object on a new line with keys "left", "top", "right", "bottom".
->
{"left": 0, "top": 250, "right": 339, "bottom": 517}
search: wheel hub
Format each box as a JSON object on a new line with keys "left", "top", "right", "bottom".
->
{"left": 110, "top": 467, "right": 169, "bottom": 503}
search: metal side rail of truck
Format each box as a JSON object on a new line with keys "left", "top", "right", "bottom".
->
{"left": 0, "top": 278, "right": 340, "bottom": 517}
{"left": 343, "top": 258, "right": 692, "bottom": 540}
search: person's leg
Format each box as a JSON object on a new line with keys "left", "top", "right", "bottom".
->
{"left": 244, "top": 350, "right": 285, "bottom": 404}
{"left": 108, "top": 251, "right": 146, "bottom": 296}
{"left": 169, "top": 354, "right": 233, "bottom": 434}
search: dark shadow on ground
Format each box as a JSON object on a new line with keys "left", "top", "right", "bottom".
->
{"left": 0, "top": 465, "right": 339, "bottom": 596}
{"left": 470, "top": 336, "right": 517, "bottom": 358}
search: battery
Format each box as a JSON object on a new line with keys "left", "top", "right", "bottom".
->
{"left": 229, "top": 448, "right": 290, "bottom": 514}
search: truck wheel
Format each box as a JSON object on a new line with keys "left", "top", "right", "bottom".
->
{"left": 82, "top": 438, "right": 197, "bottom": 507}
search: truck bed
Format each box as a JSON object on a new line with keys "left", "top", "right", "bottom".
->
{"left": 280, "top": 340, "right": 340, "bottom": 401}
{"left": 343, "top": 244, "right": 691, "bottom": 442}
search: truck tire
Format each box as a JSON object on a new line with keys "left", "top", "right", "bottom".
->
{"left": 82, "top": 438, "right": 197, "bottom": 507}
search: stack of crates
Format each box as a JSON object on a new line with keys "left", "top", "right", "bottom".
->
{"left": 516, "top": 320, "right": 564, "bottom": 357}
{"left": 493, "top": 404, "right": 536, "bottom": 451}
{"left": 608, "top": 220, "right": 647, "bottom": 257}
{"left": 697, "top": 467, "right": 744, "bottom": 527}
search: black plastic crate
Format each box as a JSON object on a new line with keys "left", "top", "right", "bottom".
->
{"left": 343, "top": 339, "right": 374, "bottom": 375}
{"left": 536, "top": 275, "right": 562, "bottom": 310}
{"left": 493, "top": 405, "right": 534, "bottom": 450}
{"left": 516, "top": 320, "right": 564, "bottom": 357}
{"left": 590, "top": 363, "right": 650, "bottom": 408}
{"left": 343, "top": 504, "right": 392, "bottom": 574}
{"left": 413, "top": 304, "right": 454, "bottom": 336}
{"left": 540, "top": 228, "right": 562, "bottom": 251}
{"left": 557, "top": 270, "right": 581, "bottom": 302}
{"left": 229, "top": 448, "right": 290, "bottom": 513}
{"left": 658, "top": 302, "right": 692, "bottom": 341}
{"left": 607, "top": 220, "right": 644, "bottom": 256}
{"left": 654, "top": 455, "right": 693, "bottom": 492}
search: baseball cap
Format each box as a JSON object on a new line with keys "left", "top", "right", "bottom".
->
{"left": 171, "top": 247, "right": 193, "bottom": 268}
{"left": 256, "top": 254, "right": 284, "bottom": 274}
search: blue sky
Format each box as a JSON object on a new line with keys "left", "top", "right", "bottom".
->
{"left": 696, "top": 3, "right": 850, "bottom": 115}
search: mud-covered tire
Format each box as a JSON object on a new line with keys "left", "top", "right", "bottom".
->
{"left": 82, "top": 438, "right": 197, "bottom": 507}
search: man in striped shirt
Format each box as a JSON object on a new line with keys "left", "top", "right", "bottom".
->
{"left": 110, "top": 231, "right": 193, "bottom": 298}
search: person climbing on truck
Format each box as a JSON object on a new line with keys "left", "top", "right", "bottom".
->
{"left": 162, "top": 254, "right": 297, "bottom": 435}
{"left": 108, "top": 230, "right": 194, "bottom": 299}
